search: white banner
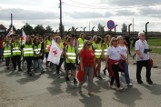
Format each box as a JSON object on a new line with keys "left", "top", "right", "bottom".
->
{"left": 47, "top": 40, "right": 62, "bottom": 65}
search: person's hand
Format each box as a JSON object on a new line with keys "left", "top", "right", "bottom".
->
{"left": 140, "top": 55, "right": 144, "bottom": 59}
{"left": 125, "top": 60, "right": 129, "bottom": 64}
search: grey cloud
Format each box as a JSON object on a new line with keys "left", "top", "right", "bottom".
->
{"left": 115, "top": 10, "right": 136, "bottom": 16}
{"left": 0, "top": 8, "right": 59, "bottom": 20}
{"left": 100, "top": 0, "right": 161, "bottom": 6}
{"left": 139, "top": 8, "right": 161, "bottom": 17}
{"left": 67, "top": 11, "right": 103, "bottom": 19}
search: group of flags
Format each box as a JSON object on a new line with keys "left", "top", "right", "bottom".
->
{"left": 6, "top": 26, "right": 62, "bottom": 65}
{"left": 6, "top": 26, "right": 27, "bottom": 45}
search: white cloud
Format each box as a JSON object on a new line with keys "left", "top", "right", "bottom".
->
{"left": 0, "top": 0, "right": 161, "bottom": 32}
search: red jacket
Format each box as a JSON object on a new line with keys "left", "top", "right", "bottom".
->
{"left": 108, "top": 59, "right": 123, "bottom": 77}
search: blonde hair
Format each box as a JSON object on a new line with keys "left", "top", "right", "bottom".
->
{"left": 117, "top": 35, "right": 123, "bottom": 40}
{"left": 109, "top": 37, "right": 117, "bottom": 47}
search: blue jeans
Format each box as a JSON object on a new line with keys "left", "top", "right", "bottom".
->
{"left": 33, "top": 59, "right": 44, "bottom": 71}
{"left": 122, "top": 60, "right": 131, "bottom": 84}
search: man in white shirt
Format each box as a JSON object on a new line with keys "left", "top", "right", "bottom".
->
{"left": 135, "top": 32, "right": 153, "bottom": 84}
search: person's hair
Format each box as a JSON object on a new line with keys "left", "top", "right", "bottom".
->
{"left": 138, "top": 32, "right": 145, "bottom": 37}
{"left": 117, "top": 35, "right": 123, "bottom": 40}
{"left": 83, "top": 40, "right": 90, "bottom": 49}
{"left": 109, "top": 37, "right": 117, "bottom": 46}
{"left": 67, "top": 37, "right": 73, "bottom": 43}
{"left": 55, "top": 36, "right": 61, "bottom": 43}
{"left": 96, "top": 36, "right": 102, "bottom": 43}
{"left": 80, "top": 33, "right": 85, "bottom": 38}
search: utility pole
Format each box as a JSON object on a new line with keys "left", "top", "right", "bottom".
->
{"left": 59, "top": 0, "right": 63, "bottom": 37}
{"left": 11, "top": 13, "right": 13, "bottom": 27}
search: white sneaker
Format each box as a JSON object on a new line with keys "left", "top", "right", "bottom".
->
{"left": 117, "top": 87, "right": 124, "bottom": 91}
{"left": 110, "top": 85, "right": 116, "bottom": 89}
{"left": 128, "top": 83, "right": 133, "bottom": 87}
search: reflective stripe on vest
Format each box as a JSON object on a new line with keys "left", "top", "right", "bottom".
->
{"left": 34, "top": 44, "right": 42, "bottom": 56}
{"left": 12, "top": 43, "right": 21, "bottom": 56}
{"left": 23, "top": 44, "right": 34, "bottom": 57}
{"left": 66, "top": 45, "right": 76, "bottom": 63}
{"left": 78, "top": 38, "right": 84, "bottom": 53}
{"left": 95, "top": 44, "right": 102, "bottom": 58}
{"left": 4, "top": 49, "right": 11, "bottom": 58}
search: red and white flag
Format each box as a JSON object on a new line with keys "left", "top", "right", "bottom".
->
{"left": 47, "top": 40, "right": 62, "bottom": 65}
{"left": 22, "top": 29, "right": 27, "bottom": 45}
{"left": 6, "top": 26, "right": 14, "bottom": 37}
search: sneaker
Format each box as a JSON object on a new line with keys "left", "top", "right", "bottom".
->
{"left": 41, "top": 71, "right": 45, "bottom": 74}
{"left": 18, "top": 69, "right": 22, "bottom": 71}
{"left": 138, "top": 80, "right": 143, "bottom": 84}
{"left": 57, "top": 74, "right": 60, "bottom": 78}
{"left": 117, "top": 87, "right": 124, "bottom": 91}
{"left": 74, "top": 78, "right": 77, "bottom": 84}
{"left": 103, "top": 69, "right": 106, "bottom": 75}
{"left": 97, "top": 75, "right": 103, "bottom": 80}
{"left": 88, "top": 92, "right": 94, "bottom": 96}
{"left": 66, "top": 76, "right": 70, "bottom": 81}
{"left": 128, "top": 83, "right": 133, "bottom": 87}
{"left": 110, "top": 85, "right": 116, "bottom": 89}
{"left": 147, "top": 80, "right": 153, "bottom": 85}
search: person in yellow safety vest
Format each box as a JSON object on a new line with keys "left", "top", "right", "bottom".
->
{"left": 33, "top": 37, "right": 44, "bottom": 74}
{"left": 102, "top": 34, "right": 111, "bottom": 75}
{"left": 65, "top": 37, "right": 77, "bottom": 84}
{"left": 11, "top": 36, "right": 22, "bottom": 72}
{"left": 3, "top": 38, "right": 11, "bottom": 70}
{"left": 44, "top": 35, "right": 52, "bottom": 67}
{"left": 77, "top": 33, "right": 86, "bottom": 55}
{"left": 55, "top": 36, "right": 64, "bottom": 78}
{"left": 92, "top": 35, "right": 97, "bottom": 50}
{"left": 22, "top": 36, "right": 34, "bottom": 76}
{"left": 94, "top": 36, "right": 103, "bottom": 80}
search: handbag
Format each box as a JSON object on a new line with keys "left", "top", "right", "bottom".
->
{"left": 77, "top": 66, "right": 85, "bottom": 82}
{"left": 150, "top": 58, "right": 154, "bottom": 68}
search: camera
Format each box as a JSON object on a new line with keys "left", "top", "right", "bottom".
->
{"left": 144, "top": 49, "right": 152, "bottom": 54}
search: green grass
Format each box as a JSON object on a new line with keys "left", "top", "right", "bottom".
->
{"left": 147, "top": 38, "right": 161, "bottom": 46}
{"left": 150, "top": 48, "right": 161, "bottom": 54}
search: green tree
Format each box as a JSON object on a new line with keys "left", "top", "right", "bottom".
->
{"left": 22, "top": 23, "right": 33, "bottom": 35}
{"left": 34, "top": 24, "right": 45, "bottom": 36}
{"left": 45, "top": 25, "right": 53, "bottom": 33}
{"left": 122, "top": 23, "right": 127, "bottom": 32}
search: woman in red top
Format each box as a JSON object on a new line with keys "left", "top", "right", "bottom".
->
{"left": 79, "top": 40, "right": 95, "bottom": 96}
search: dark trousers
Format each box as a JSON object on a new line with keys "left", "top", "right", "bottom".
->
{"left": 128, "top": 44, "right": 131, "bottom": 54}
{"left": 110, "top": 64, "right": 121, "bottom": 88}
{"left": 25, "top": 57, "right": 33, "bottom": 72}
{"left": 46, "top": 52, "right": 49, "bottom": 65}
{"left": 11, "top": 56, "right": 21, "bottom": 70}
{"left": 56, "top": 58, "right": 64, "bottom": 74}
{"left": 5, "top": 57, "right": 10, "bottom": 66}
{"left": 136, "top": 60, "right": 151, "bottom": 82}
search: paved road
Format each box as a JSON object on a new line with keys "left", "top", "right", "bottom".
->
{"left": 0, "top": 62, "right": 161, "bottom": 107}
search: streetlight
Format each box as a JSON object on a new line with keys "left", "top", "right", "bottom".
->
{"left": 83, "top": 27, "right": 86, "bottom": 32}
{"left": 128, "top": 23, "right": 132, "bottom": 34}
{"left": 145, "top": 22, "right": 149, "bottom": 40}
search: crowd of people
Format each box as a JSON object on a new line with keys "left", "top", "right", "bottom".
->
{"left": 0, "top": 32, "right": 153, "bottom": 95}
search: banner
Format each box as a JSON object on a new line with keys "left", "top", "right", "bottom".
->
{"left": 22, "top": 29, "right": 27, "bottom": 45}
{"left": 47, "top": 40, "right": 62, "bottom": 65}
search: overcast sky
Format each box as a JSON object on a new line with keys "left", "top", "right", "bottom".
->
{"left": 0, "top": 0, "right": 161, "bottom": 32}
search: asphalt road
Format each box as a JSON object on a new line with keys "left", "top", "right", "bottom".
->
{"left": 0, "top": 62, "right": 161, "bottom": 107}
